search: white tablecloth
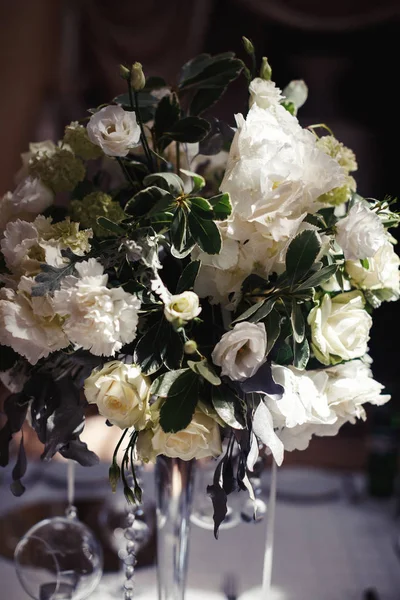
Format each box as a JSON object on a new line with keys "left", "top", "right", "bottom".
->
{"left": 1, "top": 463, "right": 399, "bottom": 599}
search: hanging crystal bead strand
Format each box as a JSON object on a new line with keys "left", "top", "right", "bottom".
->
{"left": 122, "top": 464, "right": 144, "bottom": 600}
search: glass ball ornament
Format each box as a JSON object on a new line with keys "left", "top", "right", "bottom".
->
{"left": 14, "top": 509, "right": 103, "bottom": 600}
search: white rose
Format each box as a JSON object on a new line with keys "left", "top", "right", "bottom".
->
{"left": 84, "top": 361, "right": 150, "bottom": 430}
{"left": 308, "top": 291, "right": 372, "bottom": 365}
{"left": 249, "top": 78, "right": 284, "bottom": 109}
{"left": 0, "top": 278, "right": 69, "bottom": 365}
{"left": 164, "top": 291, "right": 201, "bottom": 324}
{"left": 336, "top": 201, "right": 386, "bottom": 260}
{"left": 324, "top": 359, "right": 390, "bottom": 424}
{"left": 53, "top": 259, "right": 141, "bottom": 356}
{"left": 138, "top": 409, "right": 222, "bottom": 461}
{"left": 87, "top": 105, "right": 141, "bottom": 157}
{"left": 345, "top": 241, "right": 400, "bottom": 301}
{"left": 212, "top": 322, "right": 267, "bottom": 381}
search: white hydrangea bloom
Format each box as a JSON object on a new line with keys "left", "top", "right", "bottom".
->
{"left": 336, "top": 200, "right": 386, "bottom": 260}
{"left": 87, "top": 106, "right": 141, "bottom": 157}
{"left": 0, "top": 278, "right": 69, "bottom": 365}
{"left": 53, "top": 258, "right": 141, "bottom": 356}
{"left": 220, "top": 103, "right": 344, "bottom": 242}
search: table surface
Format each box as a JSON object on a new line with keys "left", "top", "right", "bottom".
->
{"left": 0, "top": 462, "right": 399, "bottom": 600}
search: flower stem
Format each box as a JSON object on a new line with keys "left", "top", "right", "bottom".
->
{"left": 116, "top": 156, "right": 137, "bottom": 188}
{"left": 130, "top": 85, "right": 153, "bottom": 170}
{"left": 176, "top": 141, "right": 181, "bottom": 175}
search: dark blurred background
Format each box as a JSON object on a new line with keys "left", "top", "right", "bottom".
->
{"left": 0, "top": 0, "right": 399, "bottom": 473}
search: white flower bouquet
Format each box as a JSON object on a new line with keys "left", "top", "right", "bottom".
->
{"left": 0, "top": 39, "right": 398, "bottom": 535}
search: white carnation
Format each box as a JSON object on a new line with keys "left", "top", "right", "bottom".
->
{"left": 220, "top": 103, "right": 344, "bottom": 242}
{"left": 249, "top": 78, "right": 284, "bottom": 109}
{"left": 53, "top": 258, "right": 141, "bottom": 356}
{"left": 0, "top": 278, "right": 69, "bottom": 365}
{"left": 336, "top": 201, "right": 386, "bottom": 260}
{"left": 212, "top": 322, "right": 267, "bottom": 381}
{"left": 308, "top": 291, "right": 372, "bottom": 365}
{"left": 346, "top": 241, "right": 400, "bottom": 301}
{"left": 87, "top": 105, "right": 141, "bottom": 157}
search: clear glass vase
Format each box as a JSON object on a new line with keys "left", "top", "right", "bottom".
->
{"left": 155, "top": 456, "right": 195, "bottom": 600}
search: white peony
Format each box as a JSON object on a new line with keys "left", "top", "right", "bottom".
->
{"left": 336, "top": 201, "right": 386, "bottom": 260}
{"left": 308, "top": 291, "right": 372, "bottom": 365}
{"left": 84, "top": 361, "right": 151, "bottom": 430}
{"left": 137, "top": 408, "right": 222, "bottom": 462}
{"left": 53, "top": 258, "right": 141, "bottom": 356}
{"left": 345, "top": 241, "right": 400, "bottom": 301}
{"left": 212, "top": 322, "right": 267, "bottom": 381}
{"left": 249, "top": 78, "right": 284, "bottom": 109}
{"left": 164, "top": 291, "right": 201, "bottom": 324}
{"left": 220, "top": 103, "right": 344, "bottom": 242}
{"left": 87, "top": 105, "right": 141, "bottom": 157}
{"left": 0, "top": 278, "right": 69, "bottom": 365}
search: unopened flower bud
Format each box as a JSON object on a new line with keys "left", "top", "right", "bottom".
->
{"left": 109, "top": 461, "right": 121, "bottom": 493}
{"left": 119, "top": 64, "right": 131, "bottom": 81}
{"left": 242, "top": 36, "right": 255, "bottom": 56}
{"left": 184, "top": 340, "right": 198, "bottom": 355}
{"left": 260, "top": 57, "right": 272, "bottom": 81}
{"left": 131, "top": 62, "right": 146, "bottom": 91}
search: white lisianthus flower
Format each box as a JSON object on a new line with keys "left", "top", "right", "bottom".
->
{"left": 249, "top": 77, "right": 284, "bottom": 109}
{"left": 212, "top": 322, "right": 267, "bottom": 381}
{"left": 137, "top": 409, "right": 222, "bottom": 462}
{"left": 53, "top": 258, "right": 141, "bottom": 356}
{"left": 336, "top": 201, "right": 386, "bottom": 260}
{"left": 0, "top": 178, "right": 53, "bottom": 232}
{"left": 220, "top": 103, "right": 344, "bottom": 242}
{"left": 0, "top": 278, "right": 69, "bottom": 365}
{"left": 345, "top": 241, "right": 400, "bottom": 301}
{"left": 324, "top": 359, "right": 390, "bottom": 424}
{"left": 84, "top": 361, "right": 151, "bottom": 430}
{"left": 164, "top": 291, "right": 201, "bottom": 324}
{"left": 308, "top": 291, "right": 372, "bottom": 365}
{"left": 87, "top": 105, "right": 141, "bottom": 157}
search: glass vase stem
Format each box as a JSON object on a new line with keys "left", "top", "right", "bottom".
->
{"left": 155, "top": 457, "right": 195, "bottom": 600}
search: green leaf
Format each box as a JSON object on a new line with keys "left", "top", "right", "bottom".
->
{"left": 211, "top": 385, "right": 245, "bottom": 429}
{"left": 176, "top": 260, "right": 200, "bottom": 293}
{"left": 144, "top": 172, "right": 184, "bottom": 195}
{"left": 96, "top": 217, "right": 126, "bottom": 236}
{"left": 296, "top": 264, "right": 338, "bottom": 291}
{"left": 232, "top": 299, "right": 265, "bottom": 324}
{"left": 265, "top": 309, "right": 281, "bottom": 356}
{"left": 124, "top": 186, "right": 173, "bottom": 217}
{"left": 164, "top": 116, "right": 211, "bottom": 143}
{"left": 248, "top": 298, "right": 276, "bottom": 323}
{"left": 188, "top": 359, "right": 221, "bottom": 386}
{"left": 291, "top": 299, "right": 305, "bottom": 344}
{"left": 134, "top": 319, "right": 183, "bottom": 374}
{"left": 360, "top": 258, "right": 370, "bottom": 269}
{"left": 190, "top": 87, "right": 225, "bottom": 116}
{"left": 31, "top": 261, "right": 76, "bottom": 297}
{"left": 150, "top": 211, "right": 174, "bottom": 228}
{"left": 171, "top": 209, "right": 193, "bottom": 257}
{"left": 180, "top": 169, "right": 205, "bottom": 194}
{"left": 150, "top": 369, "right": 189, "bottom": 397}
{"left": 293, "top": 337, "right": 310, "bottom": 370}
{"left": 159, "top": 370, "right": 199, "bottom": 432}
{"left": 187, "top": 211, "right": 221, "bottom": 254}
{"left": 188, "top": 196, "right": 214, "bottom": 220}
{"left": 179, "top": 54, "right": 215, "bottom": 86}
{"left": 208, "top": 193, "right": 232, "bottom": 220}
{"left": 179, "top": 56, "right": 243, "bottom": 90}
{"left": 154, "top": 94, "right": 181, "bottom": 151}
{"left": 285, "top": 230, "right": 321, "bottom": 288}
{"left": 144, "top": 76, "right": 167, "bottom": 90}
